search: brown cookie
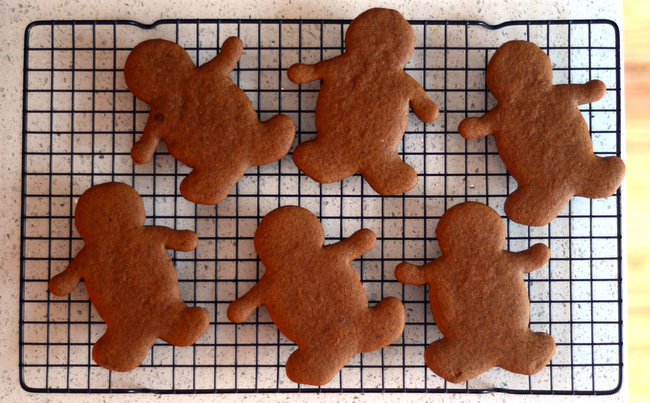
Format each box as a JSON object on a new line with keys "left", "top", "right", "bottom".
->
{"left": 458, "top": 40, "right": 625, "bottom": 226}
{"left": 287, "top": 8, "right": 439, "bottom": 195}
{"left": 124, "top": 37, "right": 295, "bottom": 205}
{"left": 48, "top": 182, "right": 209, "bottom": 372}
{"left": 227, "top": 206, "right": 405, "bottom": 386}
{"left": 395, "top": 201, "right": 555, "bottom": 383}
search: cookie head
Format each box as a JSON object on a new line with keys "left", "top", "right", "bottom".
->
{"left": 123, "top": 39, "right": 195, "bottom": 104}
{"left": 344, "top": 8, "right": 414, "bottom": 68}
{"left": 254, "top": 206, "right": 324, "bottom": 267}
{"left": 436, "top": 202, "right": 506, "bottom": 255}
{"left": 74, "top": 182, "right": 146, "bottom": 239}
{"left": 486, "top": 40, "right": 553, "bottom": 101}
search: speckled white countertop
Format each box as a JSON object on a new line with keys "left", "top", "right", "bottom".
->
{"left": 0, "top": 0, "right": 626, "bottom": 402}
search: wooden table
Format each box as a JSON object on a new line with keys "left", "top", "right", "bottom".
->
{"left": 623, "top": 0, "right": 650, "bottom": 400}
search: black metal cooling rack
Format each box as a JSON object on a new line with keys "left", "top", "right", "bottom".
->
{"left": 20, "top": 18, "right": 623, "bottom": 395}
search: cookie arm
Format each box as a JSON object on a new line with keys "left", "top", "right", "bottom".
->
{"left": 49, "top": 254, "right": 84, "bottom": 296}
{"left": 131, "top": 116, "right": 164, "bottom": 165}
{"left": 227, "top": 281, "right": 267, "bottom": 323}
{"left": 395, "top": 261, "right": 435, "bottom": 286}
{"left": 326, "top": 228, "right": 376, "bottom": 261}
{"left": 457, "top": 112, "right": 496, "bottom": 140}
{"left": 568, "top": 79, "right": 607, "bottom": 105}
{"left": 408, "top": 77, "right": 439, "bottom": 123}
{"left": 151, "top": 226, "right": 199, "bottom": 252}
{"left": 511, "top": 243, "right": 551, "bottom": 274}
{"left": 163, "top": 228, "right": 199, "bottom": 252}
{"left": 287, "top": 60, "right": 327, "bottom": 84}
{"left": 205, "top": 36, "right": 244, "bottom": 75}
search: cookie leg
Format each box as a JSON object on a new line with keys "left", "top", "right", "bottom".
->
{"left": 180, "top": 166, "right": 243, "bottom": 205}
{"left": 499, "top": 330, "right": 555, "bottom": 376}
{"left": 292, "top": 140, "right": 357, "bottom": 184}
{"left": 285, "top": 345, "right": 353, "bottom": 386}
{"left": 424, "top": 338, "right": 490, "bottom": 383}
{"left": 361, "top": 155, "right": 418, "bottom": 195}
{"left": 577, "top": 156, "right": 625, "bottom": 199}
{"left": 505, "top": 183, "right": 572, "bottom": 227}
{"left": 358, "top": 297, "right": 405, "bottom": 352}
{"left": 250, "top": 115, "right": 295, "bottom": 166}
{"left": 160, "top": 306, "right": 210, "bottom": 347}
{"left": 92, "top": 326, "right": 156, "bottom": 372}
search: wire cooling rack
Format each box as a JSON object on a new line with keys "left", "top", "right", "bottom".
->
{"left": 20, "top": 18, "right": 623, "bottom": 395}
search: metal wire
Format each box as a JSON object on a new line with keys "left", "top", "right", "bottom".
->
{"left": 20, "top": 18, "right": 623, "bottom": 394}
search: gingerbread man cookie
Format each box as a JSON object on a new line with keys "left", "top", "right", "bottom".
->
{"left": 458, "top": 40, "right": 625, "bottom": 226}
{"left": 124, "top": 37, "right": 295, "bottom": 205}
{"left": 228, "top": 206, "right": 405, "bottom": 386}
{"left": 395, "top": 201, "right": 555, "bottom": 383}
{"left": 287, "top": 8, "right": 439, "bottom": 195}
{"left": 48, "top": 182, "right": 209, "bottom": 372}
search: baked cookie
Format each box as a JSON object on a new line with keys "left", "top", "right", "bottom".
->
{"left": 48, "top": 182, "right": 209, "bottom": 372}
{"left": 124, "top": 37, "right": 295, "bottom": 205}
{"left": 458, "top": 40, "right": 625, "bottom": 226}
{"left": 395, "top": 201, "right": 555, "bottom": 383}
{"left": 228, "top": 206, "right": 405, "bottom": 386}
{"left": 287, "top": 8, "right": 439, "bottom": 195}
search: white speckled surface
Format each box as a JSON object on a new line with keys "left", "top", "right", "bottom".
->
{"left": 0, "top": 0, "right": 625, "bottom": 402}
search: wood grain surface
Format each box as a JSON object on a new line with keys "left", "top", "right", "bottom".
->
{"left": 623, "top": 0, "right": 650, "bottom": 400}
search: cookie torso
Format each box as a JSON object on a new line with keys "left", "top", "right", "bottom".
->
{"left": 159, "top": 70, "right": 260, "bottom": 169}
{"left": 80, "top": 228, "right": 182, "bottom": 327}
{"left": 490, "top": 87, "right": 596, "bottom": 188}
{"left": 259, "top": 245, "right": 370, "bottom": 346}
{"left": 429, "top": 252, "right": 533, "bottom": 349}
{"left": 315, "top": 63, "right": 412, "bottom": 162}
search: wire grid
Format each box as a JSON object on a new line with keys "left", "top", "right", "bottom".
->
{"left": 20, "top": 18, "right": 623, "bottom": 394}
